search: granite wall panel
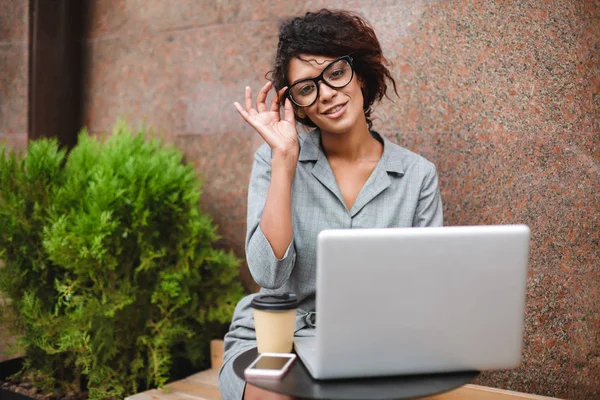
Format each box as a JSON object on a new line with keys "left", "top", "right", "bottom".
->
{"left": 83, "top": 1, "right": 599, "bottom": 398}
{"left": 87, "top": 0, "right": 220, "bottom": 38}
{"left": 0, "top": 0, "right": 28, "bottom": 43}
{"left": 173, "top": 131, "right": 259, "bottom": 292}
{"left": 581, "top": 0, "right": 600, "bottom": 131}
{"left": 84, "top": 19, "right": 283, "bottom": 136}
{"left": 374, "top": 0, "right": 588, "bottom": 134}
{"left": 0, "top": 0, "right": 28, "bottom": 152}
{"left": 0, "top": 40, "right": 28, "bottom": 135}
{"left": 0, "top": 0, "right": 28, "bottom": 360}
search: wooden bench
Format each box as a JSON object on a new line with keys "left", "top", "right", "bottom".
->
{"left": 125, "top": 340, "right": 225, "bottom": 400}
{"left": 126, "top": 340, "right": 560, "bottom": 400}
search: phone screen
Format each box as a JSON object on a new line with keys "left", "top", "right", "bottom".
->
{"left": 251, "top": 355, "right": 291, "bottom": 370}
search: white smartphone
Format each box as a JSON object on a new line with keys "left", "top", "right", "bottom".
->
{"left": 244, "top": 353, "right": 297, "bottom": 379}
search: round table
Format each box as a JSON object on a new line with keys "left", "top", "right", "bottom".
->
{"left": 233, "top": 348, "right": 479, "bottom": 400}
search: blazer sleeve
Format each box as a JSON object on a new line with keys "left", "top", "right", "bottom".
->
{"left": 245, "top": 147, "right": 296, "bottom": 289}
{"left": 413, "top": 162, "right": 444, "bottom": 227}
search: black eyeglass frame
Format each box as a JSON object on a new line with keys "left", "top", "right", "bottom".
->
{"left": 285, "top": 55, "right": 355, "bottom": 108}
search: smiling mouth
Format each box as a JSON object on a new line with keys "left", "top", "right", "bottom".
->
{"left": 323, "top": 102, "right": 347, "bottom": 115}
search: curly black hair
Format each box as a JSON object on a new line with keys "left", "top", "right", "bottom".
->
{"left": 269, "top": 9, "right": 397, "bottom": 129}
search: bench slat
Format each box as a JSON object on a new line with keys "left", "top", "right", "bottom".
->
{"left": 210, "top": 340, "right": 224, "bottom": 370}
{"left": 185, "top": 369, "right": 220, "bottom": 389}
{"left": 422, "top": 384, "right": 560, "bottom": 399}
{"left": 167, "top": 380, "right": 222, "bottom": 400}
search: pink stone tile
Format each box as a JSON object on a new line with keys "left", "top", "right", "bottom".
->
{"left": 85, "top": 0, "right": 127, "bottom": 38}
{"left": 580, "top": 1, "right": 600, "bottom": 131}
{"left": 374, "top": 0, "right": 589, "bottom": 134}
{"left": 86, "top": 0, "right": 309, "bottom": 39}
{"left": 474, "top": 264, "right": 572, "bottom": 398}
{"left": 86, "top": 0, "right": 220, "bottom": 38}
{"left": 173, "top": 132, "right": 259, "bottom": 292}
{"left": 570, "top": 270, "right": 600, "bottom": 399}
{"left": 386, "top": 130, "right": 599, "bottom": 229}
{"left": 83, "top": 0, "right": 597, "bottom": 137}
{"left": 0, "top": 133, "right": 28, "bottom": 151}
{"left": 0, "top": 43, "right": 28, "bottom": 135}
{"left": 218, "top": 0, "right": 314, "bottom": 24}
{"left": 0, "top": 0, "right": 28, "bottom": 42}
{"left": 81, "top": 1, "right": 600, "bottom": 395}
{"left": 84, "top": 20, "right": 280, "bottom": 135}
{"left": 84, "top": 0, "right": 410, "bottom": 40}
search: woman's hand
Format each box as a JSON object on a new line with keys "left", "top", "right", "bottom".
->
{"left": 234, "top": 81, "right": 299, "bottom": 157}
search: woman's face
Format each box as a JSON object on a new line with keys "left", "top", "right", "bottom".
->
{"left": 287, "top": 54, "right": 366, "bottom": 135}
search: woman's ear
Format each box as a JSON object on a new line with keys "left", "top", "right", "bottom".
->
{"left": 295, "top": 108, "right": 306, "bottom": 119}
{"left": 358, "top": 76, "right": 366, "bottom": 89}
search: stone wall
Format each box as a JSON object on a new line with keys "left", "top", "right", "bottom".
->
{"left": 0, "top": 0, "right": 29, "bottom": 150}
{"left": 1, "top": 0, "right": 597, "bottom": 398}
{"left": 82, "top": 1, "right": 599, "bottom": 398}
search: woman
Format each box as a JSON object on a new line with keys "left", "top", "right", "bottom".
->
{"left": 219, "top": 9, "right": 443, "bottom": 400}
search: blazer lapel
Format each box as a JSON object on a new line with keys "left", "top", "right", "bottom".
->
{"left": 299, "top": 129, "right": 348, "bottom": 211}
{"left": 349, "top": 162, "right": 390, "bottom": 216}
{"left": 349, "top": 133, "right": 405, "bottom": 217}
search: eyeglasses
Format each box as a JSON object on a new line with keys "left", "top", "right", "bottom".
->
{"left": 286, "top": 55, "right": 354, "bottom": 108}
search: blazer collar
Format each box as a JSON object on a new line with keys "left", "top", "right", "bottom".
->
{"left": 298, "top": 128, "right": 405, "bottom": 176}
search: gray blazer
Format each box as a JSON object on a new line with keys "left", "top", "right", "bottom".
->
{"left": 218, "top": 129, "right": 443, "bottom": 400}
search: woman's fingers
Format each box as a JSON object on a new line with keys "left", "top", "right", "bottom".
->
{"left": 270, "top": 86, "right": 287, "bottom": 112}
{"left": 256, "top": 81, "right": 271, "bottom": 113}
{"left": 283, "top": 98, "right": 296, "bottom": 125}
{"left": 234, "top": 101, "right": 270, "bottom": 140}
{"left": 234, "top": 101, "right": 250, "bottom": 121}
{"left": 244, "top": 86, "right": 253, "bottom": 113}
{"left": 236, "top": 84, "right": 297, "bottom": 148}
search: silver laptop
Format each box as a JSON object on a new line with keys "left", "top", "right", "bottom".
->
{"left": 294, "top": 225, "right": 531, "bottom": 380}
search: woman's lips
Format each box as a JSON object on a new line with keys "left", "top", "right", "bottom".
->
{"left": 322, "top": 102, "right": 348, "bottom": 119}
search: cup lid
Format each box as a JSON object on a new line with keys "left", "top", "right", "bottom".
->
{"left": 251, "top": 293, "right": 298, "bottom": 311}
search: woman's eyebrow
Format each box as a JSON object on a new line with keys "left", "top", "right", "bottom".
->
{"left": 290, "top": 75, "right": 316, "bottom": 85}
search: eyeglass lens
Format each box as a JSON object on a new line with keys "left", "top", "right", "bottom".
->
{"left": 289, "top": 59, "right": 353, "bottom": 107}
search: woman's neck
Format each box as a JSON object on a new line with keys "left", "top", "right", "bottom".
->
{"left": 320, "top": 119, "right": 381, "bottom": 163}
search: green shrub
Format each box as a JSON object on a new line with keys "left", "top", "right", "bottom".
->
{"left": 0, "top": 122, "right": 244, "bottom": 399}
